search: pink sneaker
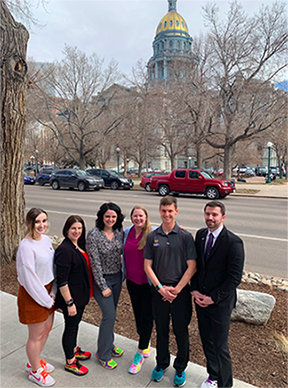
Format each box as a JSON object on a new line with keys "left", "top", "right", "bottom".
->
{"left": 28, "top": 367, "right": 55, "bottom": 386}
{"left": 128, "top": 352, "right": 144, "bottom": 374}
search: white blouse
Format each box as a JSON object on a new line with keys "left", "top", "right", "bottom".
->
{"left": 17, "top": 235, "right": 56, "bottom": 308}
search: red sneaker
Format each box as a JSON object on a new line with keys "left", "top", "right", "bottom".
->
{"left": 74, "top": 346, "right": 91, "bottom": 360}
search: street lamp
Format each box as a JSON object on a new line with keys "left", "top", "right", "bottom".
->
{"left": 188, "top": 156, "right": 191, "bottom": 169}
{"left": 116, "top": 147, "right": 120, "bottom": 173}
{"left": 35, "top": 149, "right": 39, "bottom": 174}
{"left": 266, "top": 141, "right": 273, "bottom": 184}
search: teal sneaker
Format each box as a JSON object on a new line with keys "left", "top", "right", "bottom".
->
{"left": 173, "top": 370, "right": 186, "bottom": 387}
{"left": 152, "top": 366, "right": 167, "bottom": 382}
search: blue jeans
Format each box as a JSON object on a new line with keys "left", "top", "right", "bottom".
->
{"left": 93, "top": 272, "right": 122, "bottom": 361}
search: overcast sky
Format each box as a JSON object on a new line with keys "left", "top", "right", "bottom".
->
{"left": 26, "top": 0, "right": 276, "bottom": 76}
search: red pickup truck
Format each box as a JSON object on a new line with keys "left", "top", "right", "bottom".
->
{"left": 149, "top": 169, "right": 235, "bottom": 199}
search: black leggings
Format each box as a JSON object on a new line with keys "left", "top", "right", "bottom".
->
{"left": 126, "top": 279, "right": 153, "bottom": 350}
{"left": 62, "top": 305, "right": 85, "bottom": 360}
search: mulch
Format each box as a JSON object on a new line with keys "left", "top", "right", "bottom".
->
{"left": 1, "top": 260, "right": 287, "bottom": 388}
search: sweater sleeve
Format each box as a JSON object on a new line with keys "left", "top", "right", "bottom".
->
{"left": 17, "top": 243, "right": 54, "bottom": 308}
{"left": 86, "top": 228, "right": 107, "bottom": 292}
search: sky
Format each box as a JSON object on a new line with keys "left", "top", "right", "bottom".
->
{"left": 25, "top": 0, "right": 277, "bottom": 76}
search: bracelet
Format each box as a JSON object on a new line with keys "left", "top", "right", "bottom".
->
{"left": 66, "top": 298, "right": 74, "bottom": 307}
{"left": 155, "top": 284, "right": 163, "bottom": 292}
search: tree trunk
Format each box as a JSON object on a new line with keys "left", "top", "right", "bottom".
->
{"left": 196, "top": 142, "right": 202, "bottom": 169}
{"left": 0, "top": 2, "right": 29, "bottom": 265}
{"left": 223, "top": 143, "right": 233, "bottom": 180}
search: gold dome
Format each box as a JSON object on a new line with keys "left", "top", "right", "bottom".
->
{"left": 156, "top": 11, "right": 189, "bottom": 37}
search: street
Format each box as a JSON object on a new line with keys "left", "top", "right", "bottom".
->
{"left": 25, "top": 185, "right": 287, "bottom": 279}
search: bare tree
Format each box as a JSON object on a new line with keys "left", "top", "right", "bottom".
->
{"left": 200, "top": 1, "right": 287, "bottom": 178}
{"left": 29, "top": 46, "right": 127, "bottom": 169}
{"left": 122, "top": 61, "right": 158, "bottom": 175}
{"left": 0, "top": 1, "right": 29, "bottom": 264}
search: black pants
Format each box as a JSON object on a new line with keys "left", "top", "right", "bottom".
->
{"left": 152, "top": 284, "right": 192, "bottom": 372}
{"left": 126, "top": 279, "right": 153, "bottom": 350}
{"left": 196, "top": 304, "right": 233, "bottom": 388}
{"left": 62, "top": 305, "right": 85, "bottom": 360}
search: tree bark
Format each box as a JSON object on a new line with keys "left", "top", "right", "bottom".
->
{"left": 0, "top": 2, "right": 29, "bottom": 265}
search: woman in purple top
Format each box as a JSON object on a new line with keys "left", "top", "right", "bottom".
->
{"left": 123, "top": 205, "right": 154, "bottom": 375}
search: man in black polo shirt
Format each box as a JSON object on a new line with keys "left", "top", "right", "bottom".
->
{"left": 144, "top": 196, "right": 197, "bottom": 387}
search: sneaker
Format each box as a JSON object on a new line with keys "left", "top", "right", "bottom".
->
{"left": 151, "top": 366, "right": 168, "bottom": 382}
{"left": 143, "top": 341, "right": 151, "bottom": 358}
{"left": 74, "top": 346, "right": 91, "bottom": 360}
{"left": 201, "top": 379, "right": 218, "bottom": 388}
{"left": 65, "top": 359, "right": 89, "bottom": 376}
{"left": 111, "top": 346, "right": 124, "bottom": 357}
{"left": 174, "top": 370, "right": 186, "bottom": 387}
{"left": 128, "top": 352, "right": 144, "bottom": 374}
{"left": 26, "top": 359, "right": 55, "bottom": 374}
{"left": 28, "top": 367, "right": 55, "bottom": 387}
{"left": 95, "top": 353, "right": 117, "bottom": 370}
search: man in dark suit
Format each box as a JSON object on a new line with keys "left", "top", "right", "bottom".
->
{"left": 191, "top": 201, "right": 244, "bottom": 388}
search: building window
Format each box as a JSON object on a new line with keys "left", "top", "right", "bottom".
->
{"left": 177, "top": 41, "right": 180, "bottom": 50}
{"left": 164, "top": 21, "right": 167, "bottom": 28}
{"left": 176, "top": 20, "right": 179, "bottom": 27}
{"left": 170, "top": 41, "right": 173, "bottom": 49}
{"left": 170, "top": 20, "right": 173, "bottom": 27}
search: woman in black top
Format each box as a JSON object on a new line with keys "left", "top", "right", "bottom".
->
{"left": 55, "top": 215, "right": 92, "bottom": 376}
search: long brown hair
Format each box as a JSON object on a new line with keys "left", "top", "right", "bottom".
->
{"left": 130, "top": 206, "right": 152, "bottom": 251}
{"left": 26, "top": 208, "right": 48, "bottom": 240}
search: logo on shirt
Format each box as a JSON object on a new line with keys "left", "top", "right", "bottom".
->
{"left": 153, "top": 240, "right": 159, "bottom": 247}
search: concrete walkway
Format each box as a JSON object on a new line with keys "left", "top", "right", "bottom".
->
{"left": 1, "top": 291, "right": 257, "bottom": 388}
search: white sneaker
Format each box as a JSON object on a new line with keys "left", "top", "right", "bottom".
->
{"left": 28, "top": 367, "right": 55, "bottom": 387}
{"left": 201, "top": 379, "right": 218, "bottom": 388}
{"left": 26, "top": 359, "right": 55, "bottom": 373}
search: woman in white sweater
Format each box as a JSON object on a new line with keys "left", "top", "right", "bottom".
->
{"left": 17, "top": 208, "right": 56, "bottom": 387}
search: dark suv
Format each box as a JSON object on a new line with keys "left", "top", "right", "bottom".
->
{"left": 86, "top": 168, "right": 133, "bottom": 190}
{"left": 36, "top": 169, "right": 54, "bottom": 186}
{"left": 49, "top": 169, "right": 104, "bottom": 191}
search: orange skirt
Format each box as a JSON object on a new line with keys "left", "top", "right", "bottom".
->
{"left": 17, "top": 283, "right": 56, "bottom": 325}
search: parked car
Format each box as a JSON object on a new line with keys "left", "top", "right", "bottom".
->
{"left": 86, "top": 168, "right": 132, "bottom": 190}
{"left": 270, "top": 167, "right": 279, "bottom": 176}
{"left": 238, "top": 166, "right": 248, "bottom": 174}
{"left": 244, "top": 168, "right": 255, "bottom": 177}
{"left": 24, "top": 172, "right": 36, "bottom": 185}
{"left": 149, "top": 169, "right": 235, "bottom": 199}
{"left": 126, "top": 168, "right": 139, "bottom": 175}
{"left": 49, "top": 169, "right": 104, "bottom": 191}
{"left": 255, "top": 166, "right": 267, "bottom": 176}
{"left": 217, "top": 168, "right": 224, "bottom": 176}
{"left": 109, "top": 170, "right": 134, "bottom": 188}
{"left": 140, "top": 172, "right": 169, "bottom": 192}
{"left": 36, "top": 168, "right": 54, "bottom": 186}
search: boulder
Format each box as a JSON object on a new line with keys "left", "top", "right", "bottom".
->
{"left": 231, "top": 289, "right": 276, "bottom": 325}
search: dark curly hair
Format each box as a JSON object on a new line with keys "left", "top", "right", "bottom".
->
{"left": 62, "top": 215, "right": 86, "bottom": 251}
{"left": 96, "top": 202, "right": 124, "bottom": 231}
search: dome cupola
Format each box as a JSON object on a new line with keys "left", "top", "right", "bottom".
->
{"left": 148, "top": 0, "right": 193, "bottom": 81}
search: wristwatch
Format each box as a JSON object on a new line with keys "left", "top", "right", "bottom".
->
{"left": 66, "top": 298, "right": 74, "bottom": 307}
{"left": 155, "top": 284, "right": 163, "bottom": 292}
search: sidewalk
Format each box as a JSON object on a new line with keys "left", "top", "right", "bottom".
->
{"left": 1, "top": 291, "right": 257, "bottom": 388}
{"left": 234, "top": 177, "right": 288, "bottom": 199}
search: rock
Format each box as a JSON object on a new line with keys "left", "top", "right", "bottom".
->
{"left": 276, "top": 286, "right": 288, "bottom": 291}
{"left": 246, "top": 278, "right": 258, "bottom": 284}
{"left": 231, "top": 289, "right": 276, "bottom": 325}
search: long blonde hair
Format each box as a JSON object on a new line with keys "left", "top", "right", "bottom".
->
{"left": 130, "top": 205, "right": 152, "bottom": 251}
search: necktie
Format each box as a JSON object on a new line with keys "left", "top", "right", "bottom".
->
{"left": 204, "top": 233, "right": 214, "bottom": 262}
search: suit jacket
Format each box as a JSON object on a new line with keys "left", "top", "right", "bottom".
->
{"left": 191, "top": 225, "right": 244, "bottom": 313}
{"left": 55, "top": 237, "right": 90, "bottom": 311}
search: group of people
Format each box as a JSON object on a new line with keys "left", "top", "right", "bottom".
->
{"left": 16, "top": 197, "right": 245, "bottom": 388}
